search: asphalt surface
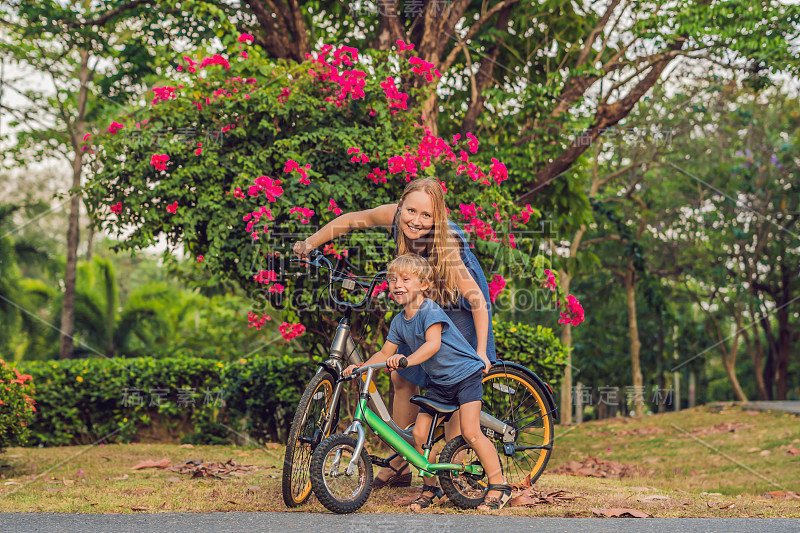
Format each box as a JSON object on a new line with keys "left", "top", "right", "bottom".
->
{"left": 0, "top": 513, "right": 798, "bottom": 532}
{"left": 740, "top": 401, "right": 800, "bottom": 414}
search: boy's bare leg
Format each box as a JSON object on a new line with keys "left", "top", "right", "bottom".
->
{"left": 458, "top": 401, "right": 505, "bottom": 500}
{"left": 376, "top": 372, "right": 418, "bottom": 482}
{"left": 410, "top": 411, "right": 439, "bottom": 511}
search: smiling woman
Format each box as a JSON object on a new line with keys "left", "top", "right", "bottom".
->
{"left": 292, "top": 177, "right": 497, "bottom": 487}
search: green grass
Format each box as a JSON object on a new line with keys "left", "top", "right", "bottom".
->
{"left": 0, "top": 403, "right": 797, "bottom": 516}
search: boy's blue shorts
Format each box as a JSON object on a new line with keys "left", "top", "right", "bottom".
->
{"left": 420, "top": 369, "right": 483, "bottom": 410}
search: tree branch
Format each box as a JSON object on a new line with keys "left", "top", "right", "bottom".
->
{"left": 66, "top": 0, "right": 151, "bottom": 27}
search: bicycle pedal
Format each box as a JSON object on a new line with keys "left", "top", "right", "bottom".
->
{"left": 369, "top": 455, "right": 391, "bottom": 467}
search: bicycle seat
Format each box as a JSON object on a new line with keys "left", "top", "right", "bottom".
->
{"left": 410, "top": 395, "right": 459, "bottom": 416}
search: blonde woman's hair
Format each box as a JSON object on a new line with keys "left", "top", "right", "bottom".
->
{"left": 395, "top": 178, "right": 461, "bottom": 307}
{"left": 387, "top": 254, "right": 434, "bottom": 298}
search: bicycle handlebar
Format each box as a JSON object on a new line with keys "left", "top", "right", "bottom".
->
{"left": 290, "top": 250, "right": 387, "bottom": 311}
{"left": 336, "top": 357, "right": 408, "bottom": 383}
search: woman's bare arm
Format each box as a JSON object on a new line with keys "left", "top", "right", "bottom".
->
{"left": 452, "top": 258, "right": 490, "bottom": 368}
{"left": 294, "top": 203, "right": 398, "bottom": 257}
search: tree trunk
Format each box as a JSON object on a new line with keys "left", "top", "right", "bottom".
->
{"left": 688, "top": 370, "right": 696, "bottom": 408}
{"left": 720, "top": 321, "right": 748, "bottom": 403}
{"left": 742, "top": 315, "right": 769, "bottom": 401}
{"left": 59, "top": 48, "right": 90, "bottom": 359}
{"left": 657, "top": 312, "right": 666, "bottom": 413}
{"left": 559, "top": 270, "right": 573, "bottom": 425}
{"left": 623, "top": 264, "right": 645, "bottom": 417}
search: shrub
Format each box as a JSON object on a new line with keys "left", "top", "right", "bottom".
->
{"left": 493, "top": 321, "right": 567, "bottom": 386}
{"left": 0, "top": 358, "right": 36, "bottom": 453}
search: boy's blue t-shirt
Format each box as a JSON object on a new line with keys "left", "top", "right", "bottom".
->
{"left": 387, "top": 298, "right": 485, "bottom": 387}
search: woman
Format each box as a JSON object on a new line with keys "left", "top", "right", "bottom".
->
{"left": 292, "top": 178, "right": 497, "bottom": 488}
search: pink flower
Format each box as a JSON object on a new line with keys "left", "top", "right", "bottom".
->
{"left": 459, "top": 203, "right": 478, "bottom": 221}
{"left": 150, "top": 154, "right": 169, "bottom": 171}
{"left": 278, "top": 87, "right": 291, "bottom": 103}
{"left": 323, "top": 243, "right": 348, "bottom": 259}
{"left": 512, "top": 204, "right": 536, "bottom": 225}
{"left": 82, "top": 133, "right": 92, "bottom": 142}
{"left": 248, "top": 311, "right": 272, "bottom": 330}
{"left": 366, "top": 168, "right": 387, "bottom": 184}
{"left": 166, "top": 201, "right": 178, "bottom": 214}
{"left": 490, "top": 158, "right": 508, "bottom": 184}
{"left": 289, "top": 206, "right": 315, "bottom": 224}
{"left": 200, "top": 54, "right": 231, "bottom": 70}
{"left": 253, "top": 270, "right": 278, "bottom": 284}
{"left": 234, "top": 187, "right": 245, "bottom": 199}
{"left": 396, "top": 40, "right": 415, "bottom": 52}
{"left": 197, "top": 255, "right": 204, "bottom": 263}
{"left": 279, "top": 321, "right": 306, "bottom": 341}
{"left": 466, "top": 132, "right": 479, "bottom": 154}
{"left": 380, "top": 77, "right": 408, "bottom": 113}
{"left": 488, "top": 275, "right": 506, "bottom": 303}
{"left": 409, "top": 57, "right": 441, "bottom": 82}
{"left": 542, "top": 269, "right": 557, "bottom": 290}
{"left": 284, "top": 159, "right": 310, "bottom": 184}
{"left": 268, "top": 283, "right": 284, "bottom": 294}
{"left": 251, "top": 176, "right": 284, "bottom": 201}
{"left": 110, "top": 202, "right": 122, "bottom": 214}
{"left": 108, "top": 121, "right": 124, "bottom": 135}
{"left": 240, "top": 51, "right": 248, "bottom": 59}
{"left": 372, "top": 280, "right": 388, "bottom": 297}
{"left": 328, "top": 198, "right": 343, "bottom": 216}
{"left": 238, "top": 33, "right": 254, "bottom": 43}
{"left": 558, "top": 295, "right": 585, "bottom": 326}
{"left": 151, "top": 86, "right": 177, "bottom": 103}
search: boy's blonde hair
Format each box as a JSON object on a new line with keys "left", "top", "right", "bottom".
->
{"left": 387, "top": 254, "right": 434, "bottom": 297}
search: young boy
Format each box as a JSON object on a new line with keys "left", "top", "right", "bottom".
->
{"left": 343, "top": 254, "right": 512, "bottom": 511}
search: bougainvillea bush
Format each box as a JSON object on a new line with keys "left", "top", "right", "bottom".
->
{"left": 0, "top": 359, "right": 36, "bottom": 452}
{"left": 83, "top": 34, "right": 582, "bottom": 352}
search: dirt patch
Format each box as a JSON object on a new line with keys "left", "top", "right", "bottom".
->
{"left": 166, "top": 459, "right": 258, "bottom": 479}
{"left": 677, "top": 422, "right": 754, "bottom": 437}
{"left": 552, "top": 456, "right": 650, "bottom": 479}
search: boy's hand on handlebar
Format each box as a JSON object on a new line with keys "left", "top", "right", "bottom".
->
{"left": 292, "top": 240, "right": 314, "bottom": 259}
{"left": 342, "top": 364, "right": 359, "bottom": 377}
{"left": 386, "top": 354, "right": 406, "bottom": 371}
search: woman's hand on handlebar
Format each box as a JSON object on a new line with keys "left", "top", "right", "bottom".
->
{"left": 292, "top": 239, "right": 315, "bottom": 259}
{"left": 342, "top": 364, "right": 360, "bottom": 378}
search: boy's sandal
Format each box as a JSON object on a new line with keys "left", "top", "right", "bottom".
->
{"left": 373, "top": 463, "right": 412, "bottom": 489}
{"left": 409, "top": 485, "right": 443, "bottom": 510}
{"left": 478, "top": 483, "right": 513, "bottom": 511}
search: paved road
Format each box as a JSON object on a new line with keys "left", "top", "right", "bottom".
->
{"left": 741, "top": 401, "right": 800, "bottom": 415}
{"left": 1, "top": 513, "right": 798, "bottom": 532}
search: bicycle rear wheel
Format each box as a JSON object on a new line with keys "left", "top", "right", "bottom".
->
{"left": 282, "top": 371, "right": 338, "bottom": 507}
{"left": 481, "top": 365, "right": 554, "bottom": 487}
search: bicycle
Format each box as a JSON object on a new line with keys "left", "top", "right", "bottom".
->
{"left": 281, "top": 250, "right": 557, "bottom": 507}
{"left": 311, "top": 358, "right": 497, "bottom": 513}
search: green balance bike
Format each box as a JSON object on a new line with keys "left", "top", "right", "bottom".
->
{"left": 311, "top": 358, "right": 499, "bottom": 514}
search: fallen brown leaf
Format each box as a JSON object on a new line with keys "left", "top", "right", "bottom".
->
{"left": 109, "top": 474, "right": 129, "bottom": 481}
{"left": 226, "top": 500, "right": 239, "bottom": 505}
{"left": 247, "top": 486, "right": 261, "bottom": 492}
{"left": 179, "top": 444, "right": 194, "bottom": 449}
{"left": 591, "top": 507, "right": 651, "bottom": 518}
{"left": 761, "top": 490, "right": 800, "bottom": 500}
{"left": 264, "top": 443, "right": 281, "bottom": 450}
{"left": 552, "top": 457, "right": 646, "bottom": 479}
{"left": 785, "top": 447, "right": 800, "bottom": 456}
{"left": 131, "top": 458, "right": 171, "bottom": 470}
{"left": 166, "top": 477, "right": 181, "bottom": 483}
{"left": 719, "top": 502, "right": 735, "bottom": 509}
{"left": 130, "top": 507, "right": 148, "bottom": 511}
{"left": 508, "top": 494, "right": 538, "bottom": 507}
{"left": 167, "top": 459, "right": 256, "bottom": 479}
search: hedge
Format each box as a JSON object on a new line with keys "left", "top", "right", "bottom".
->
{"left": 17, "top": 322, "right": 564, "bottom": 447}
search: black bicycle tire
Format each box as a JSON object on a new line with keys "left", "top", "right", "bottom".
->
{"left": 310, "top": 433, "right": 373, "bottom": 514}
{"left": 281, "top": 371, "right": 338, "bottom": 507}
{"left": 482, "top": 365, "right": 555, "bottom": 487}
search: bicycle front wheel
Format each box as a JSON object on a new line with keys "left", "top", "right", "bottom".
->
{"left": 282, "top": 371, "right": 338, "bottom": 507}
{"left": 482, "top": 365, "right": 554, "bottom": 487}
